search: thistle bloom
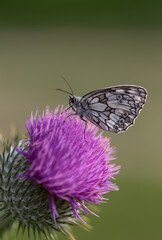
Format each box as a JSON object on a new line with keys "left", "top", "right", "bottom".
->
{"left": 18, "top": 106, "right": 120, "bottom": 223}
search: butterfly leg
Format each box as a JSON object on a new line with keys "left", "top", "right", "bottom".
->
{"left": 63, "top": 113, "right": 77, "bottom": 123}
{"left": 80, "top": 115, "right": 88, "bottom": 143}
{"left": 56, "top": 113, "right": 76, "bottom": 127}
{"left": 61, "top": 106, "right": 71, "bottom": 114}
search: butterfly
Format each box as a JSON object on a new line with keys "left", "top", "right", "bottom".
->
{"left": 56, "top": 77, "right": 147, "bottom": 136}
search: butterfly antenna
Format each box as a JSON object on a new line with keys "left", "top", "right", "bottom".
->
{"left": 54, "top": 88, "right": 72, "bottom": 95}
{"left": 61, "top": 75, "right": 74, "bottom": 95}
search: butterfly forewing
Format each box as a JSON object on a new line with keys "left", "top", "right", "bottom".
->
{"left": 81, "top": 85, "right": 147, "bottom": 133}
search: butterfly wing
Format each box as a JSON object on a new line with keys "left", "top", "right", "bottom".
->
{"left": 81, "top": 85, "right": 147, "bottom": 133}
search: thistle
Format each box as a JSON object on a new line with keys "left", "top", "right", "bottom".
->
{"left": 0, "top": 106, "right": 120, "bottom": 239}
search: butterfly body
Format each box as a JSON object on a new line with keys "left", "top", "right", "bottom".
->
{"left": 69, "top": 85, "right": 147, "bottom": 133}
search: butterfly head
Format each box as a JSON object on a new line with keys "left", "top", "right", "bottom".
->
{"left": 69, "top": 95, "right": 82, "bottom": 112}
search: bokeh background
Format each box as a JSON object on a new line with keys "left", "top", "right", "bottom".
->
{"left": 0, "top": 1, "right": 162, "bottom": 239}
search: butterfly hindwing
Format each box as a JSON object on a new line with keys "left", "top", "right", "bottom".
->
{"left": 81, "top": 85, "right": 147, "bottom": 133}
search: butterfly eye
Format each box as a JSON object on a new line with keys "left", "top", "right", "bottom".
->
{"left": 70, "top": 97, "right": 75, "bottom": 104}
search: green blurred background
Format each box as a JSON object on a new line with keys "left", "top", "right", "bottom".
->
{"left": 0, "top": 1, "right": 162, "bottom": 239}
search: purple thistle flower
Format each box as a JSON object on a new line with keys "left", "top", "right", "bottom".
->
{"left": 18, "top": 106, "right": 120, "bottom": 223}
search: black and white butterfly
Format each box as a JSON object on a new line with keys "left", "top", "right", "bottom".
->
{"left": 56, "top": 77, "right": 147, "bottom": 134}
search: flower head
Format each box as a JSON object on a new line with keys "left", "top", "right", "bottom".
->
{"left": 18, "top": 106, "right": 120, "bottom": 222}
